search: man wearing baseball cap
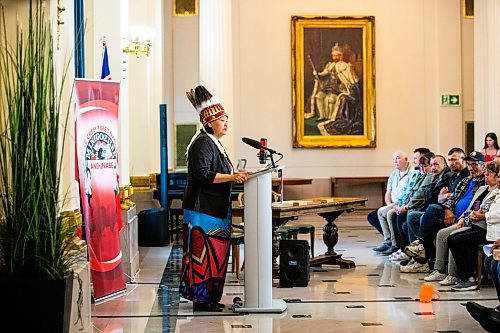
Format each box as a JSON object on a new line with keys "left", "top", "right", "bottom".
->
{"left": 402, "top": 150, "right": 486, "bottom": 273}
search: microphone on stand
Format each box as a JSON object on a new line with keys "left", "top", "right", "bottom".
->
{"left": 242, "top": 137, "right": 278, "bottom": 154}
{"left": 242, "top": 137, "right": 282, "bottom": 169}
{"left": 259, "top": 138, "right": 267, "bottom": 164}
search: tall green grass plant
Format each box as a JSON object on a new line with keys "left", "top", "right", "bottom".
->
{"left": 0, "top": 0, "right": 78, "bottom": 280}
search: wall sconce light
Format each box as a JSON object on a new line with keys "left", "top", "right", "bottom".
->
{"left": 123, "top": 38, "right": 152, "bottom": 57}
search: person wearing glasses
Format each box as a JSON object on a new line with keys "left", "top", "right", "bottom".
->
{"left": 448, "top": 161, "right": 500, "bottom": 291}
{"left": 389, "top": 152, "right": 435, "bottom": 262}
{"left": 180, "top": 85, "right": 248, "bottom": 312}
{"left": 402, "top": 148, "right": 468, "bottom": 268}
{"left": 425, "top": 161, "right": 499, "bottom": 286}
{"left": 466, "top": 167, "right": 500, "bottom": 330}
{"left": 403, "top": 151, "right": 485, "bottom": 273}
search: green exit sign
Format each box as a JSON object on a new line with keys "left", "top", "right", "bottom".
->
{"left": 441, "top": 95, "right": 460, "bottom": 106}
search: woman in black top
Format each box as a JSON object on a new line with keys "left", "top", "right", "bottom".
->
{"left": 180, "top": 85, "right": 247, "bottom": 312}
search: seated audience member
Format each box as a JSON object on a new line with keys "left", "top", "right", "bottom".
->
{"left": 369, "top": 148, "right": 429, "bottom": 248}
{"left": 371, "top": 150, "right": 411, "bottom": 253}
{"left": 402, "top": 151, "right": 485, "bottom": 273}
{"left": 466, "top": 240, "right": 500, "bottom": 332}
{"left": 486, "top": 178, "right": 500, "bottom": 245}
{"left": 438, "top": 147, "right": 471, "bottom": 204}
{"left": 423, "top": 155, "right": 452, "bottom": 206}
{"left": 389, "top": 152, "right": 434, "bottom": 261}
{"left": 404, "top": 148, "right": 467, "bottom": 259}
{"left": 377, "top": 148, "right": 430, "bottom": 256}
{"left": 448, "top": 161, "right": 500, "bottom": 291}
{"left": 400, "top": 154, "right": 454, "bottom": 266}
{"left": 425, "top": 161, "right": 499, "bottom": 285}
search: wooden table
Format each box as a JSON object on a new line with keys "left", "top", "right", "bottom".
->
{"left": 233, "top": 196, "right": 367, "bottom": 274}
{"left": 272, "top": 178, "right": 313, "bottom": 187}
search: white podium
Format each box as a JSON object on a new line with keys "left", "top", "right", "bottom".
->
{"left": 233, "top": 165, "right": 287, "bottom": 313}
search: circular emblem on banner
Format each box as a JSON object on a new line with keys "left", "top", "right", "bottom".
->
{"left": 85, "top": 131, "right": 117, "bottom": 160}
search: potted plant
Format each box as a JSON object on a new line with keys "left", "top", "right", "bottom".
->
{"left": 0, "top": 1, "right": 83, "bottom": 331}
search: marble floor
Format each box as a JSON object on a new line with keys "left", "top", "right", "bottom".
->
{"left": 91, "top": 210, "right": 498, "bottom": 332}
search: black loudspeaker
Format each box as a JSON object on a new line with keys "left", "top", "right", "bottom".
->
{"left": 138, "top": 208, "right": 169, "bottom": 246}
{"left": 279, "top": 240, "right": 310, "bottom": 287}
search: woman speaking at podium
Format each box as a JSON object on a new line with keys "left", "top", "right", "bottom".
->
{"left": 180, "top": 85, "right": 248, "bottom": 312}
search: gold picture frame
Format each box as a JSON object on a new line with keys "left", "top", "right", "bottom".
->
{"left": 463, "top": 0, "right": 474, "bottom": 19}
{"left": 173, "top": 0, "right": 198, "bottom": 17}
{"left": 291, "top": 16, "right": 376, "bottom": 148}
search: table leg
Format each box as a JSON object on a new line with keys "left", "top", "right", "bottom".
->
{"left": 310, "top": 209, "right": 355, "bottom": 269}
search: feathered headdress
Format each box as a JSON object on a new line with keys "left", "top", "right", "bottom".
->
{"left": 186, "top": 85, "right": 226, "bottom": 126}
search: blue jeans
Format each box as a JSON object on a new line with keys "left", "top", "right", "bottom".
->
{"left": 390, "top": 210, "right": 409, "bottom": 249}
{"left": 407, "top": 210, "right": 424, "bottom": 242}
{"left": 448, "top": 225, "right": 487, "bottom": 280}
{"left": 367, "top": 209, "right": 383, "bottom": 235}
{"left": 418, "top": 204, "right": 445, "bottom": 241}
{"left": 419, "top": 204, "right": 446, "bottom": 261}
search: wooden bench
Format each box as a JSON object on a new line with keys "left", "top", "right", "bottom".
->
{"left": 331, "top": 177, "right": 387, "bottom": 207}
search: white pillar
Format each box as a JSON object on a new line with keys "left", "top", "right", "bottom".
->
{"left": 51, "top": 0, "right": 78, "bottom": 210}
{"left": 474, "top": 0, "right": 500, "bottom": 147}
{"left": 119, "top": 0, "right": 130, "bottom": 186}
{"left": 199, "top": 0, "right": 235, "bottom": 160}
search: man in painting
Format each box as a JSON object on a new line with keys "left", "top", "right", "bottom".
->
{"left": 312, "top": 43, "right": 363, "bottom": 135}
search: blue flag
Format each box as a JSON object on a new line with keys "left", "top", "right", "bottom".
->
{"left": 101, "top": 42, "right": 111, "bottom": 80}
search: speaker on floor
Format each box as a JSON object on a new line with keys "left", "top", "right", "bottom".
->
{"left": 279, "top": 239, "right": 310, "bottom": 287}
{"left": 138, "top": 208, "right": 169, "bottom": 246}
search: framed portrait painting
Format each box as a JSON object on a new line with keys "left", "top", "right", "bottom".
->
{"left": 291, "top": 16, "right": 375, "bottom": 148}
{"left": 463, "top": 0, "right": 474, "bottom": 19}
{"left": 173, "top": 0, "right": 198, "bottom": 16}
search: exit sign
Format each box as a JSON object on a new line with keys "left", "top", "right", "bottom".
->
{"left": 441, "top": 95, "right": 460, "bottom": 106}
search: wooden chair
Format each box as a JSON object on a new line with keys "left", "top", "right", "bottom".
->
{"left": 230, "top": 231, "right": 244, "bottom": 279}
{"left": 271, "top": 191, "right": 315, "bottom": 257}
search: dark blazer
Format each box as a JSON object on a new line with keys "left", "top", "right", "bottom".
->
{"left": 423, "top": 167, "right": 452, "bottom": 207}
{"left": 182, "top": 132, "right": 233, "bottom": 219}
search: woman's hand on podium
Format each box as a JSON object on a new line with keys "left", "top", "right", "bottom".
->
{"left": 232, "top": 172, "right": 249, "bottom": 184}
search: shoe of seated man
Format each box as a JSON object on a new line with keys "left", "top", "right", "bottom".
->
{"left": 451, "top": 279, "right": 478, "bottom": 291}
{"left": 424, "top": 270, "right": 447, "bottom": 282}
{"left": 439, "top": 274, "right": 461, "bottom": 286}
{"left": 373, "top": 243, "right": 391, "bottom": 252}
{"left": 404, "top": 240, "right": 426, "bottom": 258}
{"left": 388, "top": 249, "right": 401, "bottom": 260}
{"left": 399, "top": 257, "right": 414, "bottom": 266}
{"left": 380, "top": 245, "right": 398, "bottom": 256}
{"left": 400, "top": 260, "right": 430, "bottom": 273}
{"left": 389, "top": 249, "right": 407, "bottom": 261}
{"left": 391, "top": 250, "right": 409, "bottom": 262}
